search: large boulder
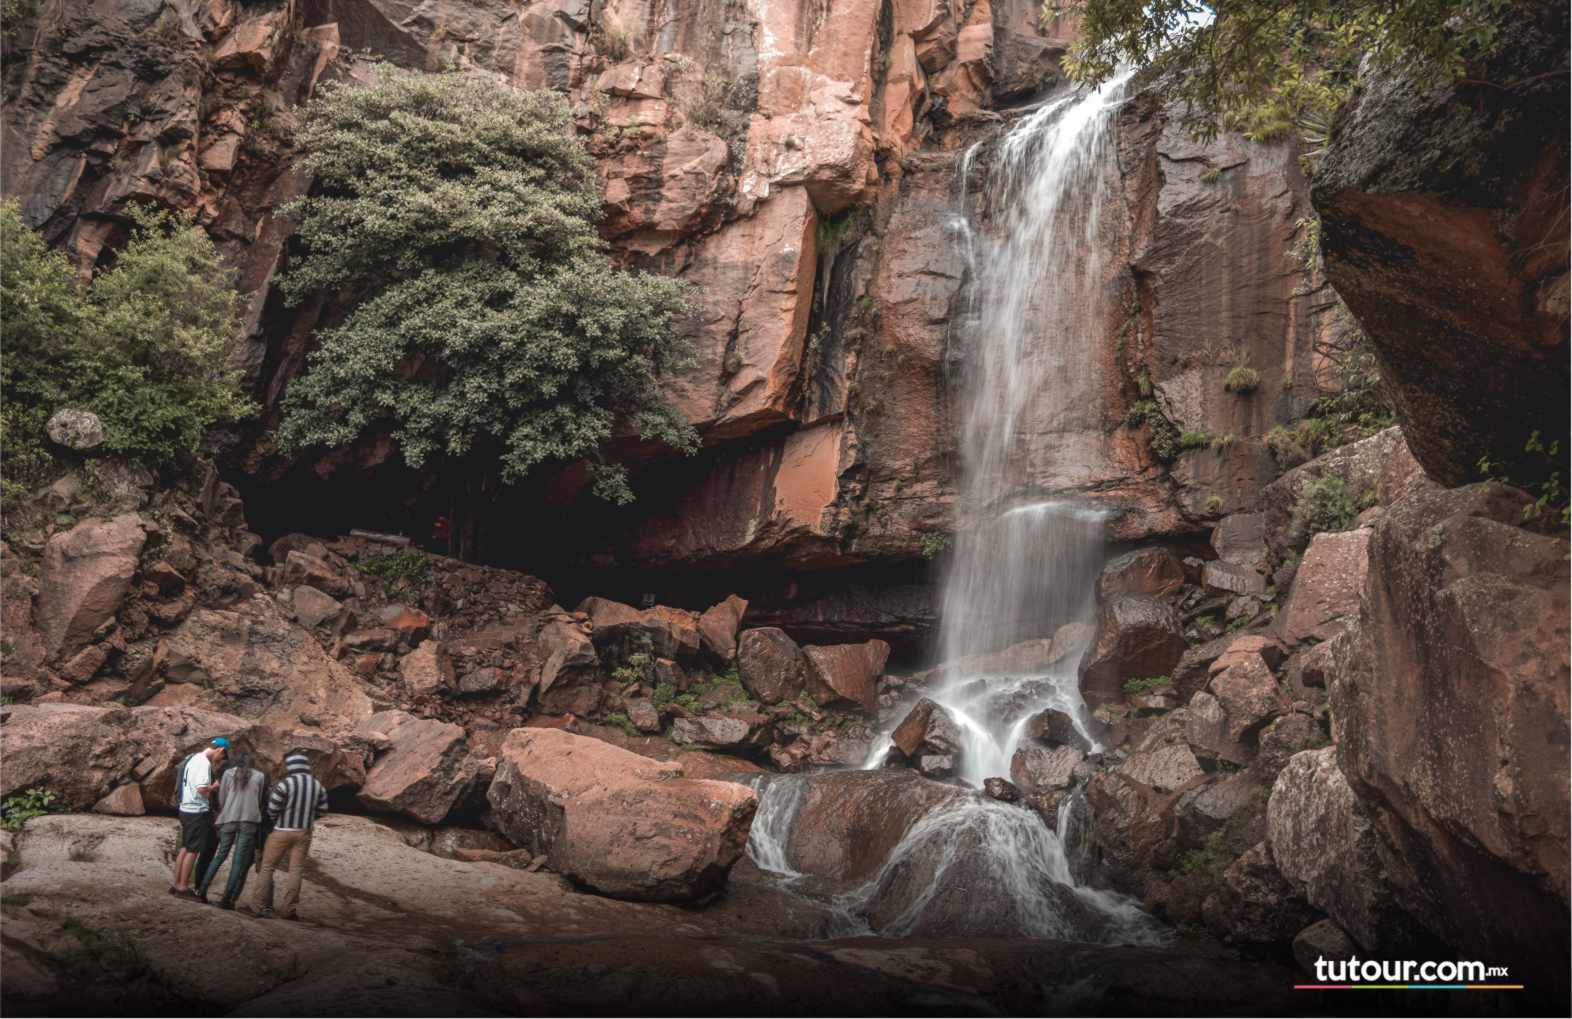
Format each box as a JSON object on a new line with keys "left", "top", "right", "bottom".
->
{"left": 697, "top": 594, "right": 748, "bottom": 662}
{"left": 158, "top": 595, "right": 374, "bottom": 733}
{"left": 736, "top": 627, "right": 810, "bottom": 704}
{"left": 34, "top": 514, "right": 146, "bottom": 658}
{"left": 802, "top": 638, "right": 889, "bottom": 710}
{"left": 1201, "top": 841, "right": 1317, "bottom": 945}
{"left": 1210, "top": 513, "right": 1269, "bottom": 575}
{"left": 486, "top": 728, "right": 756, "bottom": 902}
{"left": 1095, "top": 548, "right": 1185, "bottom": 602}
{"left": 0, "top": 702, "right": 359, "bottom": 811}
{"left": 1312, "top": 0, "right": 1569, "bottom": 489}
{"left": 357, "top": 711, "right": 483, "bottom": 825}
{"left": 577, "top": 597, "right": 700, "bottom": 661}
{"left": 1267, "top": 748, "right": 1407, "bottom": 950}
{"left": 398, "top": 640, "right": 454, "bottom": 697}
{"left": 1078, "top": 595, "right": 1187, "bottom": 710}
{"left": 1207, "top": 653, "right": 1288, "bottom": 746}
{"left": 889, "top": 697, "right": 963, "bottom": 760}
{"left": 535, "top": 614, "right": 600, "bottom": 715}
{"left": 1010, "top": 744, "right": 1082, "bottom": 792}
{"left": 1329, "top": 482, "right": 1570, "bottom": 988}
{"left": 1260, "top": 427, "right": 1429, "bottom": 551}
{"left": 45, "top": 408, "right": 106, "bottom": 450}
{"left": 1277, "top": 529, "right": 1370, "bottom": 645}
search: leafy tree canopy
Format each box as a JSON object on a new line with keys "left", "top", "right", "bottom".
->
{"left": 276, "top": 67, "right": 696, "bottom": 504}
{"left": 0, "top": 201, "right": 250, "bottom": 497}
{"left": 1050, "top": 0, "right": 1512, "bottom": 141}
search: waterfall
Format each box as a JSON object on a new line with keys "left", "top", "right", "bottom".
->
{"left": 862, "top": 69, "right": 1136, "bottom": 782}
{"left": 746, "top": 72, "right": 1161, "bottom": 946}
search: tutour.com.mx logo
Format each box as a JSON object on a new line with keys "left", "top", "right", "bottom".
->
{"left": 1295, "top": 956, "right": 1522, "bottom": 990}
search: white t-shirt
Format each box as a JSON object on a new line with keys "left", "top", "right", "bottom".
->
{"left": 179, "top": 753, "right": 213, "bottom": 813}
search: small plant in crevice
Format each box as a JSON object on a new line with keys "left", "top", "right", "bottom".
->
{"left": 1477, "top": 430, "right": 1569, "bottom": 526}
{"left": 1224, "top": 364, "right": 1260, "bottom": 394}
{"left": 1290, "top": 474, "right": 1357, "bottom": 543}
{"left": 2, "top": 787, "right": 60, "bottom": 831}
{"left": 603, "top": 711, "right": 640, "bottom": 738}
{"left": 1126, "top": 400, "right": 1181, "bottom": 463}
{"left": 919, "top": 531, "right": 950, "bottom": 560}
{"left": 1123, "top": 675, "right": 1173, "bottom": 696}
{"left": 1205, "top": 494, "right": 1224, "bottom": 514}
{"left": 1178, "top": 430, "right": 1212, "bottom": 452}
{"left": 356, "top": 550, "right": 430, "bottom": 596}
{"left": 1199, "top": 166, "right": 1223, "bottom": 184}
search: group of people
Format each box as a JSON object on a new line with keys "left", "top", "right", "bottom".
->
{"left": 167, "top": 737, "right": 330, "bottom": 920}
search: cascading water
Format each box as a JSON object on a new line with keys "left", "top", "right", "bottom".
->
{"left": 746, "top": 72, "right": 1160, "bottom": 945}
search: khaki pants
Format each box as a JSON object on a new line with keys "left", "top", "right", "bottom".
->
{"left": 254, "top": 827, "right": 312, "bottom": 917}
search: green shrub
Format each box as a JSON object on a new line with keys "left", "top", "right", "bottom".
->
{"left": 1224, "top": 365, "right": 1260, "bottom": 394}
{"left": 604, "top": 711, "right": 639, "bottom": 738}
{"left": 0, "top": 202, "right": 250, "bottom": 498}
{"left": 1123, "top": 675, "right": 1173, "bottom": 696}
{"left": 276, "top": 67, "right": 696, "bottom": 505}
{"left": 1126, "top": 400, "right": 1181, "bottom": 463}
{"left": 1178, "top": 430, "right": 1212, "bottom": 452}
{"left": 1291, "top": 474, "right": 1357, "bottom": 541}
{"left": 1, "top": 787, "right": 60, "bottom": 831}
{"left": 356, "top": 550, "right": 430, "bottom": 594}
{"left": 1204, "top": 494, "right": 1224, "bottom": 514}
{"left": 919, "top": 531, "right": 950, "bottom": 560}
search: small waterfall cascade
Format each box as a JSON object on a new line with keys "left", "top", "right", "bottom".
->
{"left": 744, "top": 73, "right": 1161, "bottom": 945}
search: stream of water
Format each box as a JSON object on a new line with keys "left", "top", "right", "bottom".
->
{"left": 747, "top": 71, "right": 1155, "bottom": 944}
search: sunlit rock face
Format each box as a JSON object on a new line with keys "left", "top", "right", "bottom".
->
{"left": 2, "top": 0, "right": 1337, "bottom": 603}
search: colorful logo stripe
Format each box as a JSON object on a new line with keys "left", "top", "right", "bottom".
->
{"left": 1294, "top": 984, "right": 1525, "bottom": 991}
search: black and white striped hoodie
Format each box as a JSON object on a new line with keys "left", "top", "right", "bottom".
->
{"left": 267, "top": 753, "right": 329, "bottom": 832}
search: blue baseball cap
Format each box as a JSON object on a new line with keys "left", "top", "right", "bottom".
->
{"left": 210, "top": 737, "right": 231, "bottom": 749}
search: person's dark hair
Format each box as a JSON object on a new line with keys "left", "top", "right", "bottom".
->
{"left": 228, "top": 750, "right": 254, "bottom": 773}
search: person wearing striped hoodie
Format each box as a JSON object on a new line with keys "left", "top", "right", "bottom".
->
{"left": 252, "top": 750, "right": 329, "bottom": 920}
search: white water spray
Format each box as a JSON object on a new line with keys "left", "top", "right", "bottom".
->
{"left": 749, "top": 73, "right": 1159, "bottom": 944}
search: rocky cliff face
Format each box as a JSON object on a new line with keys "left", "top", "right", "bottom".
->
{"left": 3, "top": 0, "right": 1335, "bottom": 641}
{"left": 1313, "top": 0, "right": 1570, "bottom": 487}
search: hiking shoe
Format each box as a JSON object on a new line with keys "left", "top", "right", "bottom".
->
{"left": 195, "top": 890, "right": 209, "bottom": 904}
{"left": 218, "top": 898, "right": 235, "bottom": 911}
{"left": 257, "top": 908, "right": 274, "bottom": 919}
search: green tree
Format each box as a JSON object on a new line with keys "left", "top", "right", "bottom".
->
{"left": 1050, "top": 0, "right": 1511, "bottom": 141}
{"left": 276, "top": 67, "right": 697, "bottom": 506}
{"left": 0, "top": 202, "right": 250, "bottom": 497}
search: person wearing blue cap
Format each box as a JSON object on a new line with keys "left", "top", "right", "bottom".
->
{"left": 168, "top": 737, "right": 228, "bottom": 898}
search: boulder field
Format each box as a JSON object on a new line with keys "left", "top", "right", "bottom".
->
{"left": 1, "top": 0, "right": 1567, "bottom": 1012}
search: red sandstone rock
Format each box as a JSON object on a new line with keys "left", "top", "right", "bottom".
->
{"left": 1277, "top": 529, "right": 1370, "bottom": 645}
{"left": 398, "top": 640, "right": 454, "bottom": 697}
{"left": 697, "top": 595, "right": 748, "bottom": 662}
{"left": 160, "top": 597, "right": 374, "bottom": 733}
{"left": 1096, "top": 548, "right": 1186, "bottom": 602}
{"left": 802, "top": 639, "right": 889, "bottom": 711}
{"left": 736, "top": 628, "right": 810, "bottom": 705}
{"left": 1208, "top": 654, "right": 1288, "bottom": 745}
{"left": 486, "top": 728, "right": 756, "bottom": 902}
{"left": 92, "top": 784, "right": 145, "bottom": 816}
{"left": 1010, "top": 745, "right": 1082, "bottom": 792}
{"left": 357, "top": 710, "right": 480, "bottom": 825}
{"left": 1078, "top": 595, "right": 1187, "bottom": 711}
{"left": 35, "top": 515, "right": 146, "bottom": 659}
{"left": 1327, "top": 482, "right": 1570, "bottom": 978}
{"left": 889, "top": 697, "right": 962, "bottom": 761}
